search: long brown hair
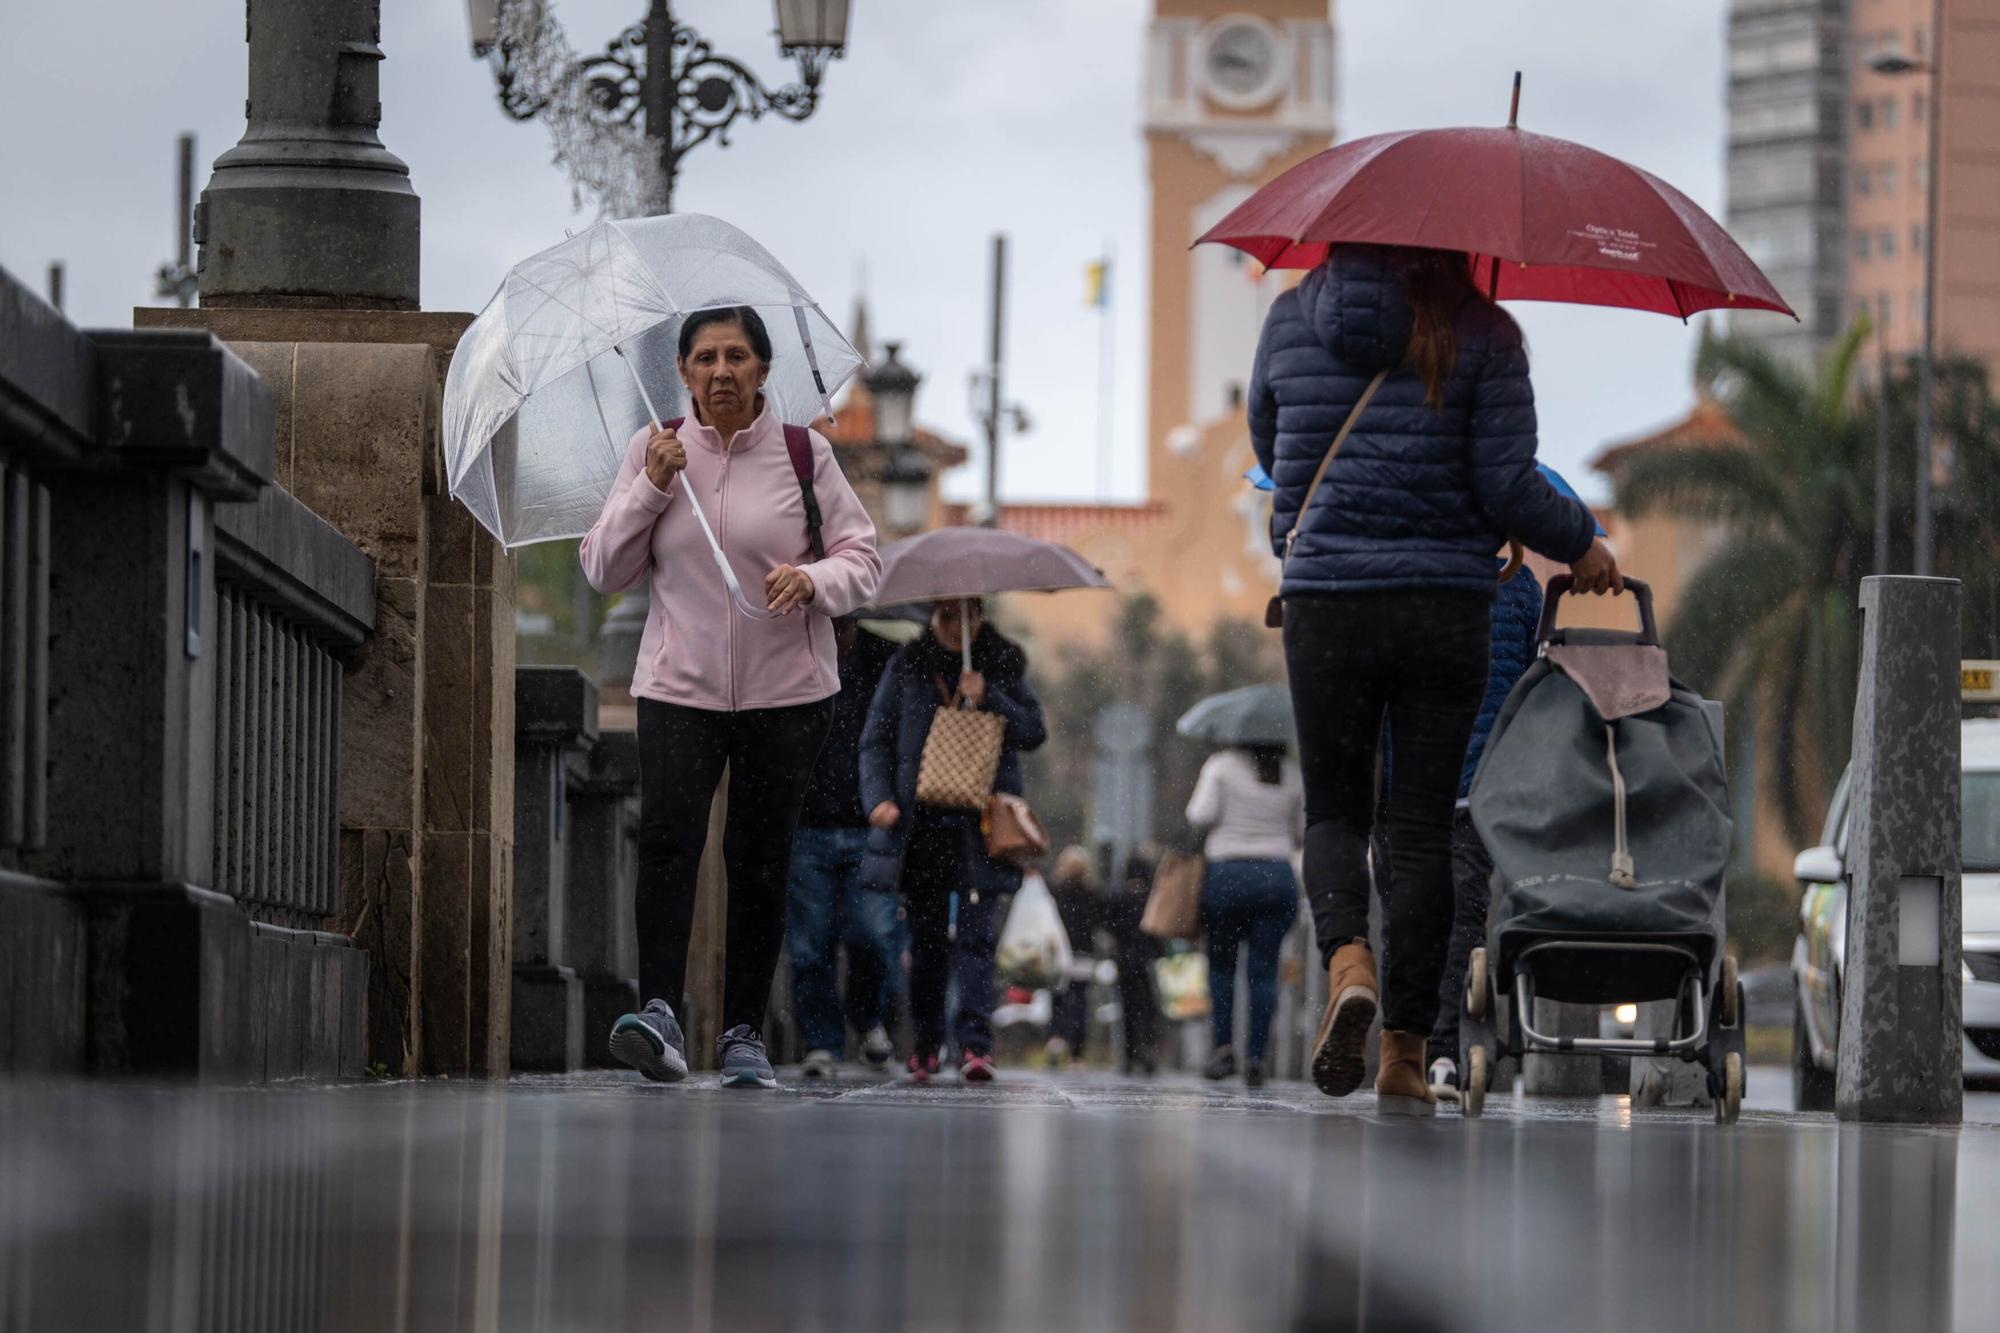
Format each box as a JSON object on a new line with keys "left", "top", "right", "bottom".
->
{"left": 1401, "top": 249, "right": 1472, "bottom": 410}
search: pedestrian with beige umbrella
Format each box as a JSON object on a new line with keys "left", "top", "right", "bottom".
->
{"left": 856, "top": 529, "right": 1110, "bottom": 1081}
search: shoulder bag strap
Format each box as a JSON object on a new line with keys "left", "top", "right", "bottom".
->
{"left": 1275, "top": 368, "right": 1390, "bottom": 571}
{"left": 782, "top": 423, "right": 826, "bottom": 560}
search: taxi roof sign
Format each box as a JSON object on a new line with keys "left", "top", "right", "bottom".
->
{"left": 1963, "top": 660, "right": 2000, "bottom": 702}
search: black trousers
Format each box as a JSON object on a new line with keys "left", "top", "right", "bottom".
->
{"left": 1283, "top": 590, "right": 1489, "bottom": 1035}
{"left": 635, "top": 696, "right": 833, "bottom": 1035}
{"left": 898, "top": 816, "right": 974, "bottom": 1056}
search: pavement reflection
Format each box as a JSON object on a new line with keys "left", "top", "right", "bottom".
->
{"left": 1, "top": 1071, "right": 1996, "bottom": 1332}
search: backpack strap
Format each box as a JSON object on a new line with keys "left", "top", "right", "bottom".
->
{"left": 661, "top": 416, "right": 825, "bottom": 561}
{"left": 783, "top": 423, "right": 826, "bottom": 561}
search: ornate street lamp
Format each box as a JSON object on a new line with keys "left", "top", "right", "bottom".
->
{"left": 473, "top": 0, "right": 851, "bottom": 214}
{"left": 869, "top": 341, "right": 920, "bottom": 448}
{"left": 869, "top": 342, "right": 932, "bottom": 536}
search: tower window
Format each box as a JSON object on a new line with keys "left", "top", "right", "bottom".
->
{"left": 1858, "top": 232, "right": 1872, "bottom": 260}
{"left": 1857, "top": 100, "right": 1874, "bottom": 131}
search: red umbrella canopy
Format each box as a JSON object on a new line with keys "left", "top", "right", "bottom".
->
{"left": 1196, "top": 125, "right": 1794, "bottom": 321}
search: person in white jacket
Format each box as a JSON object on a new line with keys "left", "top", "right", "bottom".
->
{"left": 1185, "top": 743, "right": 1304, "bottom": 1087}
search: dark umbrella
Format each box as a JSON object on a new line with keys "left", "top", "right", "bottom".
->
{"left": 1176, "top": 685, "right": 1295, "bottom": 748}
{"left": 1195, "top": 78, "right": 1793, "bottom": 321}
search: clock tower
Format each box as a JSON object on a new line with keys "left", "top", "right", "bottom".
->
{"left": 1148, "top": 4, "right": 1335, "bottom": 451}
{"left": 972, "top": 4, "right": 1339, "bottom": 651}
{"left": 1143, "top": 3, "right": 1337, "bottom": 628}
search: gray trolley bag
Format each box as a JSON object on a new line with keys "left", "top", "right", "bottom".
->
{"left": 1456, "top": 577, "right": 1748, "bottom": 1123}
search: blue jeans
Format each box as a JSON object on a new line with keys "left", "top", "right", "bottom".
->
{"left": 786, "top": 826, "right": 902, "bottom": 1056}
{"left": 1200, "top": 859, "right": 1301, "bottom": 1062}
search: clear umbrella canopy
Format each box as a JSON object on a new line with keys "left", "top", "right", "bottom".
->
{"left": 443, "top": 213, "right": 862, "bottom": 547}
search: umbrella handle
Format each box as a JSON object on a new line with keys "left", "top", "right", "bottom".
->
{"left": 614, "top": 343, "right": 779, "bottom": 622}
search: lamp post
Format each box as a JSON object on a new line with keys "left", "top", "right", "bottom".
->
{"left": 1871, "top": 25, "right": 1941, "bottom": 576}
{"left": 869, "top": 342, "right": 932, "bottom": 537}
{"left": 473, "top": 0, "right": 850, "bottom": 215}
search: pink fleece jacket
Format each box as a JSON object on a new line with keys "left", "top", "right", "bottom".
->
{"left": 579, "top": 405, "right": 882, "bottom": 713}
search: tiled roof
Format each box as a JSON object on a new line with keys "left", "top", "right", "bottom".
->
{"left": 940, "top": 501, "right": 1170, "bottom": 543}
{"left": 815, "top": 381, "right": 970, "bottom": 467}
{"left": 1592, "top": 393, "right": 1744, "bottom": 476}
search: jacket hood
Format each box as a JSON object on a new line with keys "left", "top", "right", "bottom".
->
{"left": 1303, "top": 244, "right": 1446, "bottom": 374}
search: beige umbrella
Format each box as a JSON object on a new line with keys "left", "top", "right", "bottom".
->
{"left": 868, "top": 527, "right": 1113, "bottom": 671}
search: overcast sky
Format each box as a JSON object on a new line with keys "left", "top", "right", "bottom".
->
{"left": 1, "top": 1, "right": 1741, "bottom": 504}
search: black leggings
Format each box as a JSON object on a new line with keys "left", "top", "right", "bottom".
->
{"left": 899, "top": 816, "right": 973, "bottom": 1056}
{"left": 635, "top": 697, "right": 833, "bottom": 1034}
{"left": 1283, "top": 591, "right": 1488, "bottom": 1035}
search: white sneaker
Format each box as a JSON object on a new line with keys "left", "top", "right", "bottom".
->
{"left": 1428, "top": 1056, "right": 1461, "bottom": 1104}
{"left": 859, "top": 1026, "right": 893, "bottom": 1071}
{"left": 801, "top": 1048, "right": 838, "bottom": 1080}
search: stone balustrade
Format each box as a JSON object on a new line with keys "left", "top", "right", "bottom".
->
{"left": 510, "top": 666, "right": 642, "bottom": 1071}
{"left": 0, "top": 264, "right": 375, "bottom": 1079}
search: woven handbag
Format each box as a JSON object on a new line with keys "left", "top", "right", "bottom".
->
{"left": 914, "top": 677, "right": 1006, "bottom": 812}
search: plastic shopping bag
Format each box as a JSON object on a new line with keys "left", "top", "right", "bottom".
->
{"left": 1152, "top": 946, "right": 1212, "bottom": 1022}
{"left": 995, "top": 872, "right": 1074, "bottom": 989}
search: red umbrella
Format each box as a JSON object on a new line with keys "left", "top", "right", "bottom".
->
{"left": 1196, "top": 88, "right": 1793, "bottom": 321}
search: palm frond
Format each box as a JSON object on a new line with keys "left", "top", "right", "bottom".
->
{"left": 1615, "top": 446, "right": 1793, "bottom": 529}
{"left": 1663, "top": 534, "right": 1808, "bottom": 694}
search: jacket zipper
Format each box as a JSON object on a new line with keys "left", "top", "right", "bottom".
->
{"left": 718, "top": 440, "right": 736, "bottom": 711}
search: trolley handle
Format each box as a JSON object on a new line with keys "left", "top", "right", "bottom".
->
{"left": 1538, "top": 575, "right": 1658, "bottom": 647}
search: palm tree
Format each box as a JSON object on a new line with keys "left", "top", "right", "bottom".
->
{"left": 1610, "top": 318, "right": 2000, "bottom": 843}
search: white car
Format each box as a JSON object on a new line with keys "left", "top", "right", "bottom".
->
{"left": 1790, "top": 720, "right": 2000, "bottom": 1109}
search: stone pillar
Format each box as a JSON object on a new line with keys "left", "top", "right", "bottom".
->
{"left": 138, "top": 0, "right": 510, "bottom": 1077}
{"left": 567, "top": 732, "right": 642, "bottom": 1062}
{"left": 511, "top": 667, "right": 598, "bottom": 1071}
{"left": 196, "top": 0, "right": 419, "bottom": 309}
{"left": 1837, "top": 575, "right": 1963, "bottom": 1123}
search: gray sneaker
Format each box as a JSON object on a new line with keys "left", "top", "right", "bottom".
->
{"left": 609, "top": 999, "right": 688, "bottom": 1083}
{"left": 800, "top": 1048, "right": 838, "bottom": 1080}
{"left": 859, "top": 1025, "right": 894, "bottom": 1072}
{"left": 718, "top": 1025, "right": 779, "bottom": 1089}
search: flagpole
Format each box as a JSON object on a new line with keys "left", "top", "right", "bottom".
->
{"left": 1095, "top": 242, "right": 1116, "bottom": 501}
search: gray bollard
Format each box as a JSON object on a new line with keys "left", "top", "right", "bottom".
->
{"left": 1837, "top": 576, "right": 1962, "bottom": 1123}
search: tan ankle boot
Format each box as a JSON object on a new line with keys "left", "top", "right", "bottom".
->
{"left": 1375, "top": 1029, "right": 1437, "bottom": 1116}
{"left": 1310, "top": 940, "right": 1378, "bottom": 1097}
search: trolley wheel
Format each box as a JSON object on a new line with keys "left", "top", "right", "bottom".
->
{"left": 1464, "top": 1045, "right": 1488, "bottom": 1119}
{"left": 1713, "top": 1051, "right": 1743, "bottom": 1126}
{"left": 1718, "top": 954, "right": 1740, "bottom": 1029}
{"left": 1466, "top": 947, "right": 1489, "bottom": 1020}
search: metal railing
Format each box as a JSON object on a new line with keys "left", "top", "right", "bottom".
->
{"left": 209, "top": 487, "right": 372, "bottom": 928}
{"left": 0, "top": 460, "right": 50, "bottom": 867}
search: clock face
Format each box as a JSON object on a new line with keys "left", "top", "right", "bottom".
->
{"left": 1202, "top": 18, "right": 1282, "bottom": 107}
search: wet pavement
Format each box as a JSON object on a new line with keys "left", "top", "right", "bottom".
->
{"left": 2, "top": 1067, "right": 1997, "bottom": 1332}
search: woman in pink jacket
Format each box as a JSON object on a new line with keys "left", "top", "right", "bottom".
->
{"left": 581, "top": 306, "right": 882, "bottom": 1089}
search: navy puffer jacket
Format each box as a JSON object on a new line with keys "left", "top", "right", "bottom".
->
{"left": 1249, "top": 246, "right": 1597, "bottom": 595}
{"left": 1459, "top": 568, "right": 1544, "bottom": 798}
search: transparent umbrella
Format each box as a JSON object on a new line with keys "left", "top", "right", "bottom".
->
{"left": 442, "top": 213, "right": 862, "bottom": 552}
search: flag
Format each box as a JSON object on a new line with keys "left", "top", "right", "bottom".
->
{"left": 1085, "top": 258, "right": 1111, "bottom": 309}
